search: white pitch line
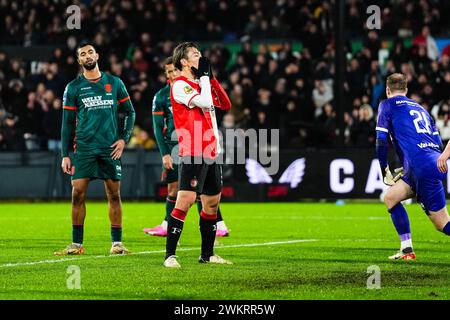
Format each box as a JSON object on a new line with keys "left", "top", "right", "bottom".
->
{"left": 1, "top": 239, "right": 318, "bottom": 268}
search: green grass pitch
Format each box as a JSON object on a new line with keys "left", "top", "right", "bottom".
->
{"left": 0, "top": 202, "right": 449, "bottom": 300}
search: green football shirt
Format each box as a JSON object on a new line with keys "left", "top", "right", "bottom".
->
{"left": 61, "top": 72, "right": 135, "bottom": 157}
{"left": 152, "top": 83, "right": 177, "bottom": 157}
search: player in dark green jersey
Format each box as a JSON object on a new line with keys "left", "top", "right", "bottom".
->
{"left": 143, "top": 57, "right": 230, "bottom": 237}
{"left": 54, "top": 42, "right": 135, "bottom": 256}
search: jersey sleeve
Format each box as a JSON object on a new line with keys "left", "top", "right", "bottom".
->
{"left": 61, "top": 84, "right": 77, "bottom": 157}
{"left": 210, "top": 78, "right": 232, "bottom": 111}
{"left": 116, "top": 78, "right": 135, "bottom": 144}
{"left": 117, "top": 78, "right": 131, "bottom": 103}
{"left": 376, "top": 100, "right": 390, "bottom": 133}
{"left": 172, "top": 80, "right": 200, "bottom": 108}
{"left": 152, "top": 92, "right": 170, "bottom": 156}
{"left": 62, "top": 83, "right": 77, "bottom": 111}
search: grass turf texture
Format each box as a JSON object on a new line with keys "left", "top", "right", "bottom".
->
{"left": 0, "top": 202, "right": 449, "bottom": 300}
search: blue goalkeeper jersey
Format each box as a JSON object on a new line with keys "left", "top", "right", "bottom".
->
{"left": 376, "top": 95, "right": 440, "bottom": 176}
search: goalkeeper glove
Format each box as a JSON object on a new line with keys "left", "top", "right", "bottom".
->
{"left": 383, "top": 166, "right": 404, "bottom": 186}
{"left": 191, "top": 57, "right": 210, "bottom": 78}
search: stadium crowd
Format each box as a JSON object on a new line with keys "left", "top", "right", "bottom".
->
{"left": 1, "top": 0, "right": 450, "bottom": 151}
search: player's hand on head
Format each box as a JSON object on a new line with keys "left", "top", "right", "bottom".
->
{"left": 162, "top": 154, "right": 174, "bottom": 170}
{"left": 110, "top": 139, "right": 126, "bottom": 160}
{"left": 191, "top": 57, "right": 210, "bottom": 78}
{"left": 61, "top": 157, "right": 72, "bottom": 175}
{"left": 437, "top": 154, "right": 448, "bottom": 173}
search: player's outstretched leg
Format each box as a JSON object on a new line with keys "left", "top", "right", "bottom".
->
{"left": 198, "top": 194, "right": 232, "bottom": 265}
{"left": 105, "top": 179, "right": 129, "bottom": 255}
{"left": 164, "top": 190, "right": 196, "bottom": 268}
{"left": 197, "top": 199, "right": 229, "bottom": 237}
{"left": 54, "top": 178, "right": 89, "bottom": 256}
{"left": 384, "top": 180, "right": 416, "bottom": 261}
{"left": 144, "top": 181, "right": 179, "bottom": 237}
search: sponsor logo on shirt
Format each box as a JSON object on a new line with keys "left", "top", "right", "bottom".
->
{"left": 395, "top": 100, "right": 420, "bottom": 107}
{"left": 79, "top": 92, "right": 93, "bottom": 97}
{"left": 81, "top": 96, "right": 114, "bottom": 110}
{"left": 417, "top": 142, "right": 439, "bottom": 149}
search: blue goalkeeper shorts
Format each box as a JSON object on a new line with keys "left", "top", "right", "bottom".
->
{"left": 402, "top": 164, "right": 446, "bottom": 214}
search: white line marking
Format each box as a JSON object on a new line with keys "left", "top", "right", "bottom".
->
{"left": 1, "top": 239, "right": 317, "bottom": 268}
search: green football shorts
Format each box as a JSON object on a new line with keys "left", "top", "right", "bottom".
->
{"left": 161, "top": 143, "right": 179, "bottom": 184}
{"left": 71, "top": 151, "right": 122, "bottom": 181}
{"left": 161, "top": 164, "right": 179, "bottom": 184}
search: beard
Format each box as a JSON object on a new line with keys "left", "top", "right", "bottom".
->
{"left": 82, "top": 60, "right": 97, "bottom": 70}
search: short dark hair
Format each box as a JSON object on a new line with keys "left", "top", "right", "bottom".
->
{"left": 387, "top": 73, "right": 407, "bottom": 92}
{"left": 173, "top": 42, "right": 199, "bottom": 70}
{"left": 76, "top": 41, "right": 96, "bottom": 56}
{"left": 164, "top": 56, "right": 173, "bottom": 66}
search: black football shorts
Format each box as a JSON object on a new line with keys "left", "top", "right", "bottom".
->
{"left": 178, "top": 156, "right": 222, "bottom": 195}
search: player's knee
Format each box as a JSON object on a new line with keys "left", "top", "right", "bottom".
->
{"left": 384, "top": 192, "right": 398, "bottom": 209}
{"left": 106, "top": 191, "right": 121, "bottom": 204}
{"left": 178, "top": 192, "right": 197, "bottom": 208}
{"left": 202, "top": 197, "right": 220, "bottom": 213}
{"left": 72, "top": 188, "right": 86, "bottom": 206}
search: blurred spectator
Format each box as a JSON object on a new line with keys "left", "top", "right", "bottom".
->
{"left": 312, "top": 79, "right": 333, "bottom": 117}
{"left": 350, "top": 104, "right": 376, "bottom": 147}
{"left": 432, "top": 100, "right": 450, "bottom": 144}
{"left": 0, "top": 114, "right": 24, "bottom": 151}
{"left": 128, "top": 127, "right": 156, "bottom": 150}
{"left": 412, "top": 25, "right": 439, "bottom": 61}
{"left": 315, "top": 103, "right": 336, "bottom": 147}
{"left": 442, "top": 43, "right": 450, "bottom": 58}
{"left": 43, "top": 98, "right": 63, "bottom": 151}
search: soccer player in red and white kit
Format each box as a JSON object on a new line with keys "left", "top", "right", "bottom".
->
{"left": 163, "top": 42, "right": 232, "bottom": 268}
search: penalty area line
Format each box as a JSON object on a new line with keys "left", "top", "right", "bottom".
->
{"left": 1, "top": 239, "right": 318, "bottom": 268}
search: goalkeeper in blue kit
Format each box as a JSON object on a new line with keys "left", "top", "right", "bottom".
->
{"left": 376, "top": 73, "right": 450, "bottom": 261}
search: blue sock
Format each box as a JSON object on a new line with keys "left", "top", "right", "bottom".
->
{"left": 388, "top": 203, "right": 411, "bottom": 238}
{"left": 443, "top": 221, "right": 450, "bottom": 236}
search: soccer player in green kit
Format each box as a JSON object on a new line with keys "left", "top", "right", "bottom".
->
{"left": 143, "top": 57, "right": 230, "bottom": 237}
{"left": 54, "top": 42, "right": 135, "bottom": 255}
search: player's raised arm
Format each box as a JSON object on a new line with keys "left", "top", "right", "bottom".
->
{"left": 211, "top": 78, "right": 231, "bottom": 111}
{"left": 172, "top": 79, "right": 213, "bottom": 111}
{"left": 173, "top": 57, "right": 213, "bottom": 110}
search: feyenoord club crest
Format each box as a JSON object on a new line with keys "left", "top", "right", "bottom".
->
{"left": 190, "top": 178, "right": 198, "bottom": 188}
{"left": 105, "top": 84, "right": 112, "bottom": 92}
